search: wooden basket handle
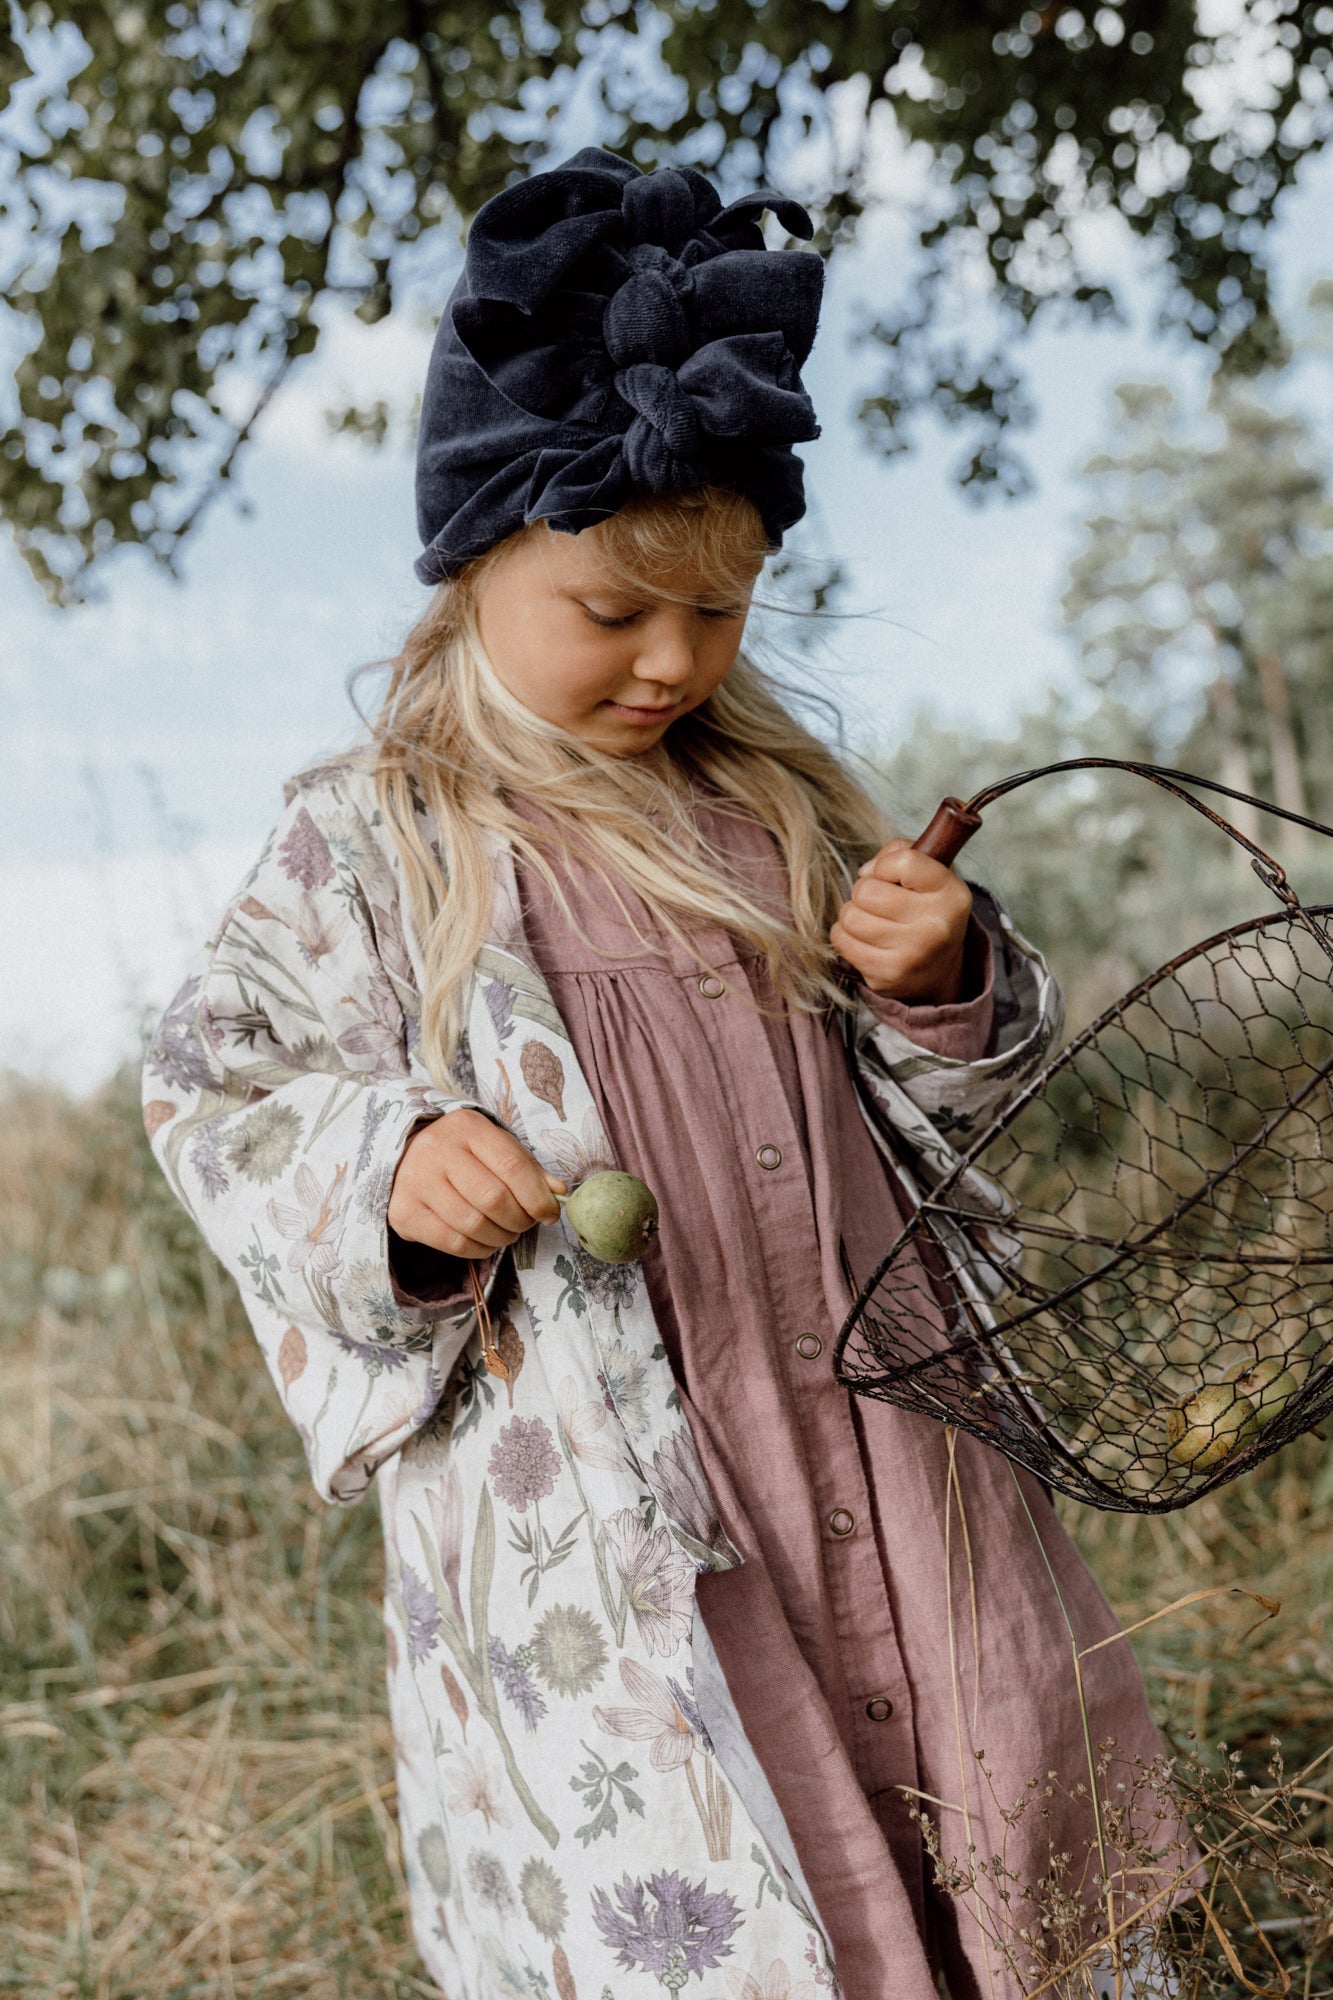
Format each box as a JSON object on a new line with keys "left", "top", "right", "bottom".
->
{"left": 912, "top": 796, "right": 984, "bottom": 867}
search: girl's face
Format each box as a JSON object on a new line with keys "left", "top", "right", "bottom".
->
{"left": 473, "top": 523, "right": 760, "bottom": 757}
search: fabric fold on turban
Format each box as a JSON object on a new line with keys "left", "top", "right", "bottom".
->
{"left": 414, "top": 146, "right": 825, "bottom": 583}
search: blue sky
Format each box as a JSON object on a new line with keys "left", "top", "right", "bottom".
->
{"left": 3, "top": 125, "right": 1331, "bottom": 1089}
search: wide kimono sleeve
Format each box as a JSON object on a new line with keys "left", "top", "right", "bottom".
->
{"left": 141, "top": 773, "right": 497, "bottom": 1507}
{"left": 849, "top": 883, "right": 1063, "bottom": 1187}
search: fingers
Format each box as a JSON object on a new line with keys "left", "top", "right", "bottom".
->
{"left": 857, "top": 840, "right": 967, "bottom": 897}
{"left": 466, "top": 1112, "right": 568, "bottom": 1226}
{"left": 846, "top": 874, "right": 920, "bottom": 926}
{"left": 831, "top": 842, "right": 973, "bottom": 1004}
{"left": 448, "top": 1146, "right": 551, "bottom": 1244}
{"left": 389, "top": 1191, "right": 499, "bottom": 1262}
{"left": 388, "top": 1107, "right": 569, "bottom": 1260}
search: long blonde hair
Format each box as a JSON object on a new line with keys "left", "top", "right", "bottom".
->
{"left": 366, "top": 486, "right": 893, "bottom": 1091}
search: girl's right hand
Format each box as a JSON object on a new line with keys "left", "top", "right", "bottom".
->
{"left": 388, "top": 1108, "right": 568, "bottom": 1260}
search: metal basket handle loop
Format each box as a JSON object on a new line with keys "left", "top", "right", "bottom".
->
{"left": 912, "top": 757, "right": 1333, "bottom": 962}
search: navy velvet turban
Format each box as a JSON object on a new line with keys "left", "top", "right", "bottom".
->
{"left": 414, "top": 146, "right": 825, "bottom": 584}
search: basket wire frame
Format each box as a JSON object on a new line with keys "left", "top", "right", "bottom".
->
{"left": 834, "top": 760, "right": 1333, "bottom": 1514}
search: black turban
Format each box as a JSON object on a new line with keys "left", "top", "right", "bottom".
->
{"left": 413, "top": 146, "right": 825, "bottom": 585}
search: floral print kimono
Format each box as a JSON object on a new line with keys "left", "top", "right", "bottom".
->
{"left": 143, "top": 758, "right": 1068, "bottom": 1999}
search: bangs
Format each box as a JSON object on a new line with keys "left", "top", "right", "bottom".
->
{"left": 554, "top": 486, "right": 773, "bottom": 604}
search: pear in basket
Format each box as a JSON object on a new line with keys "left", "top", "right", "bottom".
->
{"left": 1222, "top": 1355, "right": 1303, "bottom": 1420}
{"left": 1165, "top": 1382, "right": 1259, "bottom": 1471}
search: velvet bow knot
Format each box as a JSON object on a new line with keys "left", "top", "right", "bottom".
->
{"left": 413, "top": 147, "right": 826, "bottom": 584}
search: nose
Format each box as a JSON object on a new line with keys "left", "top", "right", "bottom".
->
{"left": 631, "top": 609, "right": 697, "bottom": 691}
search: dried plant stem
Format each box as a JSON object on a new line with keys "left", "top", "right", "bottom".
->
{"left": 1006, "top": 1464, "right": 1118, "bottom": 1977}
{"left": 944, "top": 1426, "right": 1000, "bottom": 2000}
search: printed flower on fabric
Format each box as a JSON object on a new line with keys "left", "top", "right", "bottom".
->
{"left": 445, "top": 1744, "right": 512, "bottom": 1832}
{"left": 286, "top": 1031, "right": 341, "bottom": 1074}
{"left": 146, "top": 975, "right": 214, "bottom": 1094}
{"left": 223, "top": 1101, "right": 303, "bottom": 1185}
{"left": 328, "top": 1326, "right": 412, "bottom": 1373}
{"left": 576, "top": 1242, "right": 641, "bottom": 1312}
{"left": 344, "top": 1258, "right": 410, "bottom": 1338}
{"left": 336, "top": 966, "right": 405, "bottom": 1072}
{"left": 666, "top": 1666, "right": 714, "bottom": 1757}
{"left": 596, "top": 1338, "right": 650, "bottom": 1439}
{"left": 466, "top": 1849, "right": 516, "bottom": 1915}
{"left": 354, "top": 1161, "right": 397, "bottom": 1225}
{"left": 520, "top": 1856, "right": 569, "bottom": 1942}
{"left": 321, "top": 807, "right": 382, "bottom": 885}
{"left": 542, "top": 1106, "right": 617, "bottom": 1187}
{"left": 480, "top": 1935, "right": 530, "bottom": 1999}
{"left": 266, "top": 1161, "right": 349, "bottom": 1275}
{"left": 278, "top": 804, "right": 335, "bottom": 890}
{"left": 603, "top": 1509, "right": 695, "bottom": 1659}
{"left": 400, "top": 1562, "right": 441, "bottom": 1663}
{"left": 487, "top": 1415, "right": 561, "bottom": 1512}
{"left": 726, "top": 1962, "right": 820, "bottom": 2000}
{"left": 591, "top": 1868, "right": 742, "bottom": 1986}
{"left": 649, "top": 1429, "right": 720, "bottom": 1548}
{"left": 595, "top": 1656, "right": 694, "bottom": 1770}
{"left": 557, "top": 1373, "right": 625, "bottom": 1473}
{"left": 190, "top": 1120, "right": 228, "bottom": 1201}
{"left": 531, "top": 1602, "right": 608, "bottom": 1699}
{"left": 276, "top": 887, "right": 348, "bottom": 967}
{"left": 488, "top": 1636, "right": 547, "bottom": 1732}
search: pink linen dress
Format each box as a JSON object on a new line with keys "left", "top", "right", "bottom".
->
{"left": 439, "top": 779, "right": 1183, "bottom": 2000}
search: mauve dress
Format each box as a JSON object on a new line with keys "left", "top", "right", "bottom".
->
{"left": 413, "top": 781, "right": 1183, "bottom": 2000}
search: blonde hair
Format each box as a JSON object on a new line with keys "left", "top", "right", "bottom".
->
{"left": 366, "top": 486, "right": 893, "bottom": 1091}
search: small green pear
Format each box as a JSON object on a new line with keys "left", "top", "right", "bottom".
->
{"left": 1223, "top": 1356, "right": 1303, "bottom": 1420}
{"left": 558, "top": 1171, "right": 659, "bottom": 1264}
{"left": 1165, "top": 1382, "right": 1259, "bottom": 1471}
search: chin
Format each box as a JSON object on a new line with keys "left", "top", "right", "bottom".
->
{"left": 583, "top": 719, "right": 674, "bottom": 753}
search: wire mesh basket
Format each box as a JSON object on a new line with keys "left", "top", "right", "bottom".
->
{"left": 834, "top": 760, "right": 1333, "bottom": 1513}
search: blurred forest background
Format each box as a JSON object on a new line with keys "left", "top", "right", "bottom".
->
{"left": 4, "top": 1, "right": 1333, "bottom": 1994}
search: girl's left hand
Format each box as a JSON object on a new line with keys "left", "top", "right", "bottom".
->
{"left": 829, "top": 838, "right": 973, "bottom": 1004}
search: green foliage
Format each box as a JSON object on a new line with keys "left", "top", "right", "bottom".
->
{"left": 871, "top": 294, "right": 1333, "bottom": 1026}
{"left": 1062, "top": 326, "right": 1333, "bottom": 825}
{"left": 4, "top": 0, "right": 1332, "bottom": 599}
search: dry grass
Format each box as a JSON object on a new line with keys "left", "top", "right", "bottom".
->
{"left": 0, "top": 1071, "right": 433, "bottom": 1998}
{"left": 2, "top": 1070, "right": 1331, "bottom": 1996}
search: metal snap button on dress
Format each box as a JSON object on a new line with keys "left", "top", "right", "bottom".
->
{"left": 828, "top": 1507, "right": 855, "bottom": 1537}
{"left": 755, "top": 1144, "right": 782, "bottom": 1170}
{"left": 795, "top": 1333, "right": 823, "bottom": 1359}
{"left": 698, "top": 974, "right": 726, "bottom": 997}
{"left": 865, "top": 1696, "right": 895, "bottom": 1722}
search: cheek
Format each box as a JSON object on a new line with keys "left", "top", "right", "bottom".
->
{"left": 699, "top": 623, "right": 745, "bottom": 691}
{"left": 504, "top": 636, "right": 627, "bottom": 723}
{"left": 548, "top": 647, "right": 627, "bottom": 714}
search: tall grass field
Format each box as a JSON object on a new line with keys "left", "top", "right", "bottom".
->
{"left": 2, "top": 1070, "right": 1330, "bottom": 1997}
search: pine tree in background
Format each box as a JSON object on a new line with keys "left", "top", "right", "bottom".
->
{"left": 1062, "top": 343, "right": 1333, "bottom": 837}
{"left": 872, "top": 287, "right": 1333, "bottom": 1023}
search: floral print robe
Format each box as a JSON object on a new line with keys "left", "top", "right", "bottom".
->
{"left": 143, "top": 759, "right": 1062, "bottom": 2000}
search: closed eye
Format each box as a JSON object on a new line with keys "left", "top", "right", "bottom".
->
{"left": 583, "top": 604, "right": 746, "bottom": 628}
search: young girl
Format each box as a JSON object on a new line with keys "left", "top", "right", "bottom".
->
{"left": 144, "top": 148, "right": 1185, "bottom": 2000}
